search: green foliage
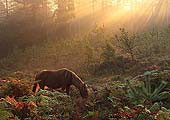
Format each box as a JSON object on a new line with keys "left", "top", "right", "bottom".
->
{"left": 127, "top": 80, "right": 142, "bottom": 104}
{"left": 127, "top": 70, "right": 170, "bottom": 104}
{"left": 94, "top": 41, "right": 129, "bottom": 75}
{"left": 134, "top": 27, "right": 170, "bottom": 60}
{"left": 0, "top": 71, "right": 170, "bottom": 120}
{"left": 127, "top": 80, "right": 169, "bottom": 104}
{"left": 84, "top": 111, "right": 99, "bottom": 120}
{"left": 111, "top": 103, "right": 168, "bottom": 120}
{"left": 113, "top": 28, "right": 137, "bottom": 60}
{"left": 35, "top": 90, "right": 75, "bottom": 120}
{"left": 0, "top": 98, "right": 20, "bottom": 120}
{"left": 0, "top": 107, "right": 14, "bottom": 120}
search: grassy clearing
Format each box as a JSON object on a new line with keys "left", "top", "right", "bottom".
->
{"left": 1, "top": 27, "right": 170, "bottom": 119}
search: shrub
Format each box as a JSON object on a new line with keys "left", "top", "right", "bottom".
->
{"left": 0, "top": 79, "right": 33, "bottom": 98}
{"left": 93, "top": 42, "right": 130, "bottom": 75}
{"left": 127, "top": 79, "right": 170, "bottom": 104}
{"left": 113, "top": 28, "right": 137, "bottom": 60}
{"left": 127, "top": 70, "right": 170, "bottom": 104}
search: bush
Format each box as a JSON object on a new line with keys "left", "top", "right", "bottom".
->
{"left": 92, "top": 42, "right": 130, "bottom": 75}
{"left": 0, "top": 79, "right": 33, "bottom": 98}
{"left": 113, "top": 28, "right": 137, "bottom": 60}
{"left": 127, "top": 70, "right": 170, "bottom": 104}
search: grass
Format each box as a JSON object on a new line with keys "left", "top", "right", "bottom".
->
{"left": 1, "top": 27, "right": 170, "bottom": 119}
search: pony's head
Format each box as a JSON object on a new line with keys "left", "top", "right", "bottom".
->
{"left": 80, "top": 83, "right": 88, "bottom": 98}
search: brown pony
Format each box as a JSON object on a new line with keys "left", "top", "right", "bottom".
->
{"left": 32, "top": 68, "right": 88, "bottom": 98}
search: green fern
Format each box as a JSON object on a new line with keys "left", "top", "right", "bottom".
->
{"left": 0, "top": 108, "right": 14, "bottom": 120}
{"left": 127, "top": 78, "right": 170, "bottom": 104}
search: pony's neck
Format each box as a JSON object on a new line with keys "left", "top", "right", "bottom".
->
{"left": 71, "top": 72, "right": 84, "bottom": 90}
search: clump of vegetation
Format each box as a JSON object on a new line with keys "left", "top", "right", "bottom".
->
{"left": 114, "top": 28, "right": 137, "bottom": 60}
{"left": 111, "top": 103, "right": 170, "bottom": 120}
{"left": 127, "top": 70, "right": 170, "bottom": 104}
{"left": 0, "top": 79, "right": 33, "bottom": 98}
{"left": 92, "top": 41, "right": 131, "bottom": 75}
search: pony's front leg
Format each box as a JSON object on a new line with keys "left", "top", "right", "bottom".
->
{"left": 57, "top": 87, "right": 65, "bottom": 93}
{"left": 62, "top": 87, "right": 66, "bottom": 91}
{"left": 66, "top": 85, "right": 70, "bottom": 95}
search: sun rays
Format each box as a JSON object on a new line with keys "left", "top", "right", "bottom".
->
{"left": 48, "top": 0, "right": 170, "bottom": 32}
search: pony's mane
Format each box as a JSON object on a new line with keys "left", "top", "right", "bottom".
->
{"left": 71, "top": 71, "right": 84, "bottom": 83}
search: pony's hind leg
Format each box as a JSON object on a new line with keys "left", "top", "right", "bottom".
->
{"left": 39, "top": 81, "right": 45, "bottom": 90}
{"left": 32, "top": 83, "right": 37, "bottom": 93}
{"left": 34, "top": 83, "right": 40, "bottom": 96}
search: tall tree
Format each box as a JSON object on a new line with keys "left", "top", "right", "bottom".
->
{"left": 53, "top": 0, "right": 75, "bottom": 38}
{"left": 0, "top": 0, "right": 6, "bottom": 21}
